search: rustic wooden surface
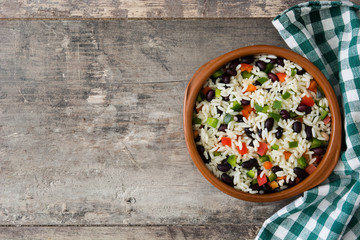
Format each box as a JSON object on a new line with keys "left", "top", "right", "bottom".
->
{"left": 0, "top": 1, "right": 312, "bottom": 238}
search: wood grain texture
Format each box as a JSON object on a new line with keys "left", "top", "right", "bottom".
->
{"left": 0, "top": 0, "right": 342, "bottom": 19}
{"left": 0, "top": 19, "right": 298, "bottom": 238}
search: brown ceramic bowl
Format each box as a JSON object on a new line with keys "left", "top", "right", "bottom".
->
{"left": 183, "top": 45, "right": 342, "bottom": 202}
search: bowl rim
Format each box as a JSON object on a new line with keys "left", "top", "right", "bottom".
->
{"left": 183, "top": 45, "right": 342, "bottom": 202}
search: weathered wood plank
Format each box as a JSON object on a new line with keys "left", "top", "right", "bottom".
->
{"left": 0, "top": 0, "right": 340, "bottom": 19}
{"left": 0, "top": 225, "right": 260, "bottom": 240}
{"left": 0, "top": 19, "right": 295, "bottom": 231}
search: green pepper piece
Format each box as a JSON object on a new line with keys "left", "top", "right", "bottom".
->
{"left": 257, "top": 77, "right": 268, "bottom": 85}
{"left": 247, "top": 170, "right": 255, "bottom": 178}
{"left": 212, "top": 69, "right": 224, "bottom": 78}
{"left": 311, "top": 138, "right": 324, "bottom": 149}
{"left": 271, "top": 144, "right": 279, "bottom": 150}
{"left": 290, "top": 111, "right": 298, "bottom": 118}
{"left": 259, "top": 155, "right": 270, "bottom": 163}
{"left": 255, "top": 103, "right": 263, "bottom": 113}
{"left": 273, "top": 100, "right": 282, "bottom": 110}
{"left": 291, "top": 68, "right": 297, "bottom": 77}
{"left": 193, "top": 117, "right": 202, "bottom": 125}
{"left": 269, "top": 112, "right": 281, "bottom": 122}
{"left": 264, "top": 63, "right": 274, "bottom": 74}
{"left": 224, "top": 113, "right": 234, "bottom": 124}
{"left": 289, "top": 141, "right": 298, "bottom": 148}
{"left": 206, "top": 118, "right": 218, "bottom": 128}
{"left": 269, "top": 172, "right": 277, "bottom": 182}
{"left": 320, "top": 110, "right": 329, "bottom": 120}
{"left": 242, "top": 71, "right": 252, "bottom": 79}
{"left": 215, "top": 88, "right": 221, "bottom": 98}
{"left": 251, "top": 179, "right": 258, "bottom": 185}
{"left": 197, "top": 92, "right": 205, "bottom": 102}
{"left": 231, "top": 100, "right": 243, "bottom": 112}
{"left": 214, "top": 152, "right": 221, "bottom": 156}
{"left": 282, "top": 91, "right": 291, "bottom": 100}
{"left": 297, "top": 156, "right": 308, "bottom": 169}
{"left": 227, "top": 155, "right": 237, "bottom": 167}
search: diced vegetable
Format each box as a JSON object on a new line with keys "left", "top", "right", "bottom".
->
{"left": 282, "top": 91, "right": 291, "bottom": 99}
{"left": 221, "top": 137, "right": 232, "bottom": 147}
{"left": 262, "top": 105, "right": 270, "bottom": 113}
{"left": 236, "top": 142, "right": 248, "bottom": 155}
{"left": 212, "top": 69, "right": 224, "bottom": 78}
{"left": 268, "top": 181, "right": 279, "bottom": 189}
{"left": 242, "top": 71, "right": 252, "bottom": 79}
{"left": 290, "top": 111, "right": 298, "bottom": 118}
{"left": 257, "top": 174, "right": 268, "bottom": 186}
{"left": 273, "top": 100, "right": 282, "bottom": 109}
{"left": 308, "top": 80, "right": 317, "bottom": 92}
{"left": 251, "top": 179, "right": 258, "bottom": 185}
{"left": 310, "top": 138, "right": 324, "bottom": 149}
{"left": 305, "top": 164, "right": 317, "bottom": 174}
{"left": 247, "top": 170, "right": 255, "bottom": 178}
{"left": 276, "top": 72, "right": 287, "bottom": 82}
{"left": 231, "top": 100, "right": 243, "bottom": 112}
{"left": 194, "top": 130, "right": 199, "bottom": 138}
{"left": 289, "top": 141, "right": 298, "bottom": 148}
{"left": 320, "top": 110, "right": 329, "bottom": 120}
{"left": 301, "top": 96, "right": 315, "bottom": 107}
{"left": 291, "top": 68, "right": 297, "bottom": 77}
{"left": 268, "top": 172, "right": 277, "bottom": 182}
{"left": 245, "top": 84, "right": 257, "bottom": 92}
{"left": 202, "top": 87, "right": 212, "bottom": 96}
{"left": 264, "top": 63, "right": 274, "bottom": 74}
{"left": 224, "top": 113, "right": 234, "bottom": 124}
{"left": 323, "top": 115, "right": 331, "bottom": 124}
{"left": 207, "top": 117, "right": 218, "bottom": 128}
{"left": 241, "top": 105, "right": 254, "bottom": 119}
{"left": 257, "top": 142, "right": 268, "bottom": 156}
{"left": 284, "top": 151, "right": 291, "bottom": 160}
{"left": 214, "top": 152, "right": 221, "bottom": 156}
{"left": 215, "top": 88, "right": 221, "bottom": 98}
{"left": 271, "top": 144, "right": 279, "bottom": 150}
{"left": 259, "top": 155, "right": 271, "bottom": 163}
{"left": 264, "top": 161, "right": 273, "bottom": 169}
{"left": 227, "top": 155, "right": 237, "bottom": 167}
{"left": 269, "top": 112, "right": 281, "bottom": 122}
{"left": 193, "top": 117, "right": 202, "bottom": 124}
{"left": 297, "top": 156, "right": 308, "bottom": 169}
{"left": 276, "top": 176, "right": 287, "bottom": 181}
{"left": 240, "top": 63, "right": 253, "bottom": 72}
{"left": 197, "top": 92, "right": 205, "bottom": 101}
{"left": 255, "top": 103, "right": 263, "bottom": 113}
{"left": 257, "top": 77, "right": 268, "bottom": 85}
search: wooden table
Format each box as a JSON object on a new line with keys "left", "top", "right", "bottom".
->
{"left": 0, "top": 1, "right": 316, "bottom": 239}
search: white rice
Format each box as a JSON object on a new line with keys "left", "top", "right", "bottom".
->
{"left": 193, "top": 54, "right": 331, "bottom": 194}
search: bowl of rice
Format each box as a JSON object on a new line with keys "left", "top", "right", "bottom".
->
{"left": 183, "top": 45, "right": 342, "bottom": 202}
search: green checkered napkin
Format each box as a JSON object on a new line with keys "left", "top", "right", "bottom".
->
{"left": 256, "top": 1, "right": 360, "bottom": 239}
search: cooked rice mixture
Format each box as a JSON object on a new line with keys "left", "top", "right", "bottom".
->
{"left": 193, "top": 54, "right": 331, "bottom": 194}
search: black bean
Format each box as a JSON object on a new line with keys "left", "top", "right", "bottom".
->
{"left": 221, "top": 173, "right": 234, "bottom": 186}
{"left": 280, "top": 109, "right": 290, "bottom": 119}
{"left": 235, "top": 115, "right": 244, "bottom": 122}
{"left": 277, "top": 58, "right": 284, "bottom": 67}
{"left": 254, "top": 80, "right": 262, "bottom": 86}
{"left": 244, "top": 128, "right": 254, "bottom": 138}
{"left": 241, "top": 99, "right": 250, "bottom": 105}
{"left": 272, "top": 166, "right": 283, "bottom": 173}
{"left": 195, "top": 135, "right": 201, "bottom": 142}
{"left": 222, "top": 73, "right": 230, "bottom": 84}
{"left": 269, "top": 59, "right": 277, "bottom": 65}
{"left": 249, "top": 141, "right": 254, "bottom": 147}
{"left": 294, "top": 167, "right": 309, "bottom": 179}
{"left": 293, "top": 121, "right": 302, "bottom": 133}
{"left": 265, "top": 118, "right": 274, "bottom": 131}
{"left": 242, "top": 158, "right": 259, "bottom": 169}
{"left": 296, "top": 104, "right": 308, "bottom": 112}
{"left": 206, "top": 90, "right": 215, "bottom": 102}
{"left": 287, "top": 178, "right": 296, "bottom": 187}
{"left": 276, "top": 127, "right": 283, "bottom": 139}
{"left": 258, "top": 129, "right": 262, "bottom": 138}
{"left": 262, "top": 183, "right": 273, "bottom": 193}
{"left": 217, "top": 163, "right": 231, "bottom": 172}
{"left": 257, "top": 169, "right": 262, "bottom": 175}
{"left": 197, "top": 145, "right": 208, "bottom": 163}
{"left": 241, "top": 55, "right": 254, "bottom": 64}
{"left": 305, "top": 106, "right": 312, "bottom": 114}
{"left": 256, "top": 60, "right": 266, "bottom": 71}
{"left": 297, "top": 69, "right": 306, "bottom": 75}
{"left": 229, "top": 59, "right": 240, "bottom": 69}
{"left": 226, "top": 68, "right": 237, "bottom": 76}
{"left": 250, "top": 183, "right": 261, "bottom": 191}
{"left": 218, "top": 124, "right": 227, "bottom": 132}
{"left": 217, "top": 108, "right": 223, "bottom": 115}
{"left": 305, "top": 125, "right": 312, "bottom": 140}
{"left": 268, "top": 73, "right": 279, "bottom": 82}
{"left": 311, "top": 147, "right": 326, "bottom": 155}
{"left": 222, "top": 96, "right": 230, "bottom": 101}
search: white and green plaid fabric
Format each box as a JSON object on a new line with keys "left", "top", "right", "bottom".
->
{"left": 256, "top": 1, "right": 360, "bottom": 239}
